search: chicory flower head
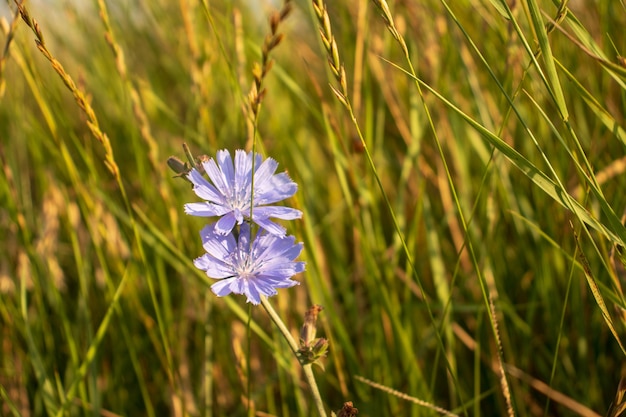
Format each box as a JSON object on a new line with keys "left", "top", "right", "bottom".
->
{"left": 194, "top": 222, "right": 304, "bottom": 305}
{"left": 185, "top": 149, "right": 302, "bottom": 236}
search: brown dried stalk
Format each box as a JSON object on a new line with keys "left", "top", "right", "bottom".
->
{"left": 15, "top": 1, "right": 120, "bottom": 179}
{"left": 249, "top": 0, "right": 293, "bottom": 119}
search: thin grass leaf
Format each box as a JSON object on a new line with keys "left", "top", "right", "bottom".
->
{"left": 0, "top": 385, "right": 22, "bottom": 417}
{"left": 573, "top": 229, "right": 626, "bottom": 357}
{"left": 53, "top": 266, "right": 132, "bottom": 417}
{"left": 526, "top": 0, "right": 569, "bottom": 120}
{"left": 554, "top": 10, "right": 626, "bottom": 87}
{"left": 20, "top": 269, "right": 59, "bottom": 415}
{"left": 555, "top": 59, "right": 626, "bottom": 149}
{"left": 486, "top": 0, "right": 512, "bottom": 20}
{"left": 381, "top": 57, "right": 626, "bottom": 248}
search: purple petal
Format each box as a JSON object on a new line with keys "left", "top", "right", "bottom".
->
{"left": 187, "top": 169, "right": 224, "bottom": 203}
{"left": 234, "top": 150, "right": 253, "bottom": 191}
{"left": 272, "top": 279, "right": 300, "bottom": 288}
{"left": 253, "top": 157, "right": 279, "bottom": 187}
{"left": 214, "top": 213, "right": 237, "bottom": 235}
{"left": 257, "top": 264, "right": 305, "bottom": 279}
{"left": 202, "top": 151, "right": 229, "bottom": 197}
{"left": 251, "top": 281, "right": 278, "bottom": 299}
{"left": 185, "top": 202, "right": 231, "bottom": 217}
{"left": 216, "top": 150, "right": 236, "bottom": 192}
{"left": 254, "top": 234, "right": 297, "bottom": 260}
{"left": 252, "top": 218, "right": 287, "bottom": 236}
{"left": 194, "top": 255, "right": 233, "bottom": 278}
{"left": 244, "top": 283, "right": 262, "bottom": 305}
{"left": 237, "top": 223, "right": 254, "bottom": 248}
{"left": 211, "top": 278, "right": 237, "bottom": 297}
{"left": 253, "top": 206, "right": 302, "bottom": 220}
{"left": 255, "top": 172, "right": 298, "bottom": 204}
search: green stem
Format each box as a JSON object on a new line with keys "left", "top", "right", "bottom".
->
{"left": 204, "top": 292, "right": 213, "bottom": 417}
{"left": 261, "top": 297, "right": 327, "bottom": 417}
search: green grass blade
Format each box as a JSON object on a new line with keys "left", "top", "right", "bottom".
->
{"left": 526, "top": 0, "right": 569, "bottom": 120}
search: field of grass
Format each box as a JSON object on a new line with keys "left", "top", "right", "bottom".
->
{"left": 2, "top": 0, "right": 626, "bottom": 416}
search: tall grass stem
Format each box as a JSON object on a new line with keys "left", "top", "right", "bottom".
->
{"left": 261, "top": 297, "right": 327, "bottom": 417}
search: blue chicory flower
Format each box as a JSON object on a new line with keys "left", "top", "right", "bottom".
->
{"left": 194, "top": 222, "right": 305, "bottom": 305}
{"left": 185, "top": 149, "right": 302, "bottom": 236}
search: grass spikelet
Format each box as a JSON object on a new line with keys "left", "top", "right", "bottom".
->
{"left": 311, "top": 0, "right": 348, "bottom": 103}
{"left": 354, "top": 376, "right": 459, "bottom": 417}
{"left": 370, "top": 0, "right": 407, "bottom": 54}
{"left": 607, "top": 377, "right": 626, "bottom": 417}
{"left": 488, "top": 294, "right": 515, "bottom": 417}
{"left": 15, "top": 1, "right": 120, "bottom": 179}
{"left": 248, "top": 0, "right": 293, "bottom": 120}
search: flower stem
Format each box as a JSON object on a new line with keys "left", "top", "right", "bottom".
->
{"left": 204, "top": 292, "right": 213, "bottom": 417}
{"left": 261, "top": 297, "right": 327, "bottom": 417}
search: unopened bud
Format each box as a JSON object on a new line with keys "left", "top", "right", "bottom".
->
{"left": 298, "top": 305, "right": 327, "bottom": 365}
{"left": 300, "top": 304, "right": 323, "bottom": 347}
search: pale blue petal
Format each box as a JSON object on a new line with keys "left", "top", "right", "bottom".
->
{"left": 229, "top": 276, "right": 246, "bottom": 294}
{"left": 203, "top": 151, "right": 230, "bottom": 196}
{"left": 187, "top": 169, "right": 224, "bottom": 202}
{"left": 185, "top": 202, "right": 231, "bottom": 217}
{"left": 263, "top": 235, "right": 299, "bottom": 256}
{"left": 271, "top": 279, "right": 300, "bottom": 288}
{"left": 252, "top": 218, "right": 286, "bottom": 237}
{"left": 214, "top": 213, "right": 237, "bottom": 235}
{"left": 253, "top": 157, "right": 279, "bottom": 187}
{"left": 234, "top": 150, "right": 253, "bottom": 192}
{"left": 193, "top": 254, "right": 215, "bottom": 270}
{"left": 257, "top": 264, "right": 305, "bottom": 279}
{"left": 255, "top": 172, "right": 297, "bottom": 204}
{"left": 254, "top": 234, "right": 296, "bottom": 260}
{"left": 253, "top": 152, "right": 264, "bottom": 171}
{"left": 244, "top": 283, "right": 262, "bottom": 305}
{"left": 211, "top": 278, "right": 237, "bottom": 297}
{"left": 204, "top": 264, "right": 235, "bottom": 279}
{"left": 201, "top": 222, "right": 236, "bottom": 246}
{"left": 251, "top": 280, "right": 277, "bottom": 299}
{"left": 228, "top": 277, "right": 262, "bottom": 305}
{"left": 232, "top": 208, "right": 245, "bottom": 225}
{"left": 237, "top": 223, "right": 253, "bottom": 248}
{"left": 253, "top": 206, "right": 302, "bottom": 220}
{"left": 255, "top": 276, "right": 299, "bottom": 289}
{"left": 194, "top": 255, "right": 233, "bottom": 278}
{"left": 216, "top": 150, "right": 236, "bottom": 192}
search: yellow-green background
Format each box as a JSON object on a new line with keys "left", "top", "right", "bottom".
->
{"left": 1, "top": 1, "right": 626, "bottom": 416}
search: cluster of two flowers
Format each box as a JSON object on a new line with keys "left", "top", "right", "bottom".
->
{"left": 184, "top": 149, "right": 305, "bottom": 305}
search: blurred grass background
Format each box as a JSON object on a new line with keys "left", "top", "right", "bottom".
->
{"left": 1, "top": 0, "right": 626, "bottom": 416}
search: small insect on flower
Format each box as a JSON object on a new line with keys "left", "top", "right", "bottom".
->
{"left": 194, "top": 222, "right": 305, "bottom": 305}
{"left": 184, "top": 149, "right": 302, "bottom": 236}
{"left": 167, "top": 143, "right": 208, "bottom": 182}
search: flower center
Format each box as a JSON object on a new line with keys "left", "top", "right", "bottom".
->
{"left": 226, "top": 181, "right": 252, "bottom": 210}
{"left": 233, "top": 249, "right": 257, "bottom": 279}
